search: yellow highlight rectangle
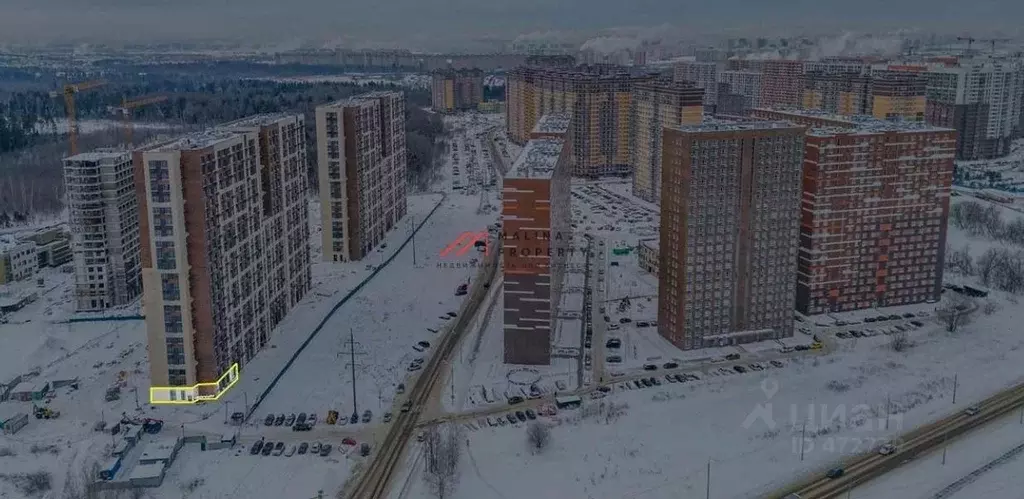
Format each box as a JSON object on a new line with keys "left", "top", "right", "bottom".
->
{"left": 149, "top": 363, "right": 240, "bottom": 405}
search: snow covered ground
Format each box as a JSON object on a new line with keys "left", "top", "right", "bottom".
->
{"left": 33, "top": 119, "right": 177, "bottom": 136}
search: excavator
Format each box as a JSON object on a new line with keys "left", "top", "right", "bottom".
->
{"left": 33, "top": 405, "right": 61, "bottom": 419}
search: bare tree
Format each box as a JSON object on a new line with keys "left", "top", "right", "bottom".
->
{"left": 423, "top": 423, "right": 464, "bottom": 499}
{"left": 890, "top": 330, "right": 910, "bottom": 352}
{"left": 945, "top": 244, "right": 974, "bottom": 275}
{"left": 526, "top": 422, "right": 551, "bottom": 453}
{"left": 937, "top": 294, "right": 975, "bottom": 332}
{"left": 976, "top": 248, "right": 1008, "bottom": 287}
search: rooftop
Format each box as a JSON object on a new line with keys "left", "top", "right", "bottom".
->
{"left": 143, "top": 129, "right": 244, "bottom": 153}
{"left": 64, "top": 149, "right": 129, "bottom": 163}
{"left": 507, "top": 138, "right": 564, "bottom": 179}
{"left": 753, "top": 108, "right": 954, "bottom": 134}
{"left": 531, "top": 113, "right": 572, "bottom": 135}
{"left": 319, "top": 90, "right": 404, "bottom": 109}
{"left": 220, "top": 113, "right": 299, "bottom": 129}
{"left": 671, "top": 119, "right": 801, "bottom": 134}
{"left": 127, "top": 463, "right": 165, "bottom": 480}
{"left": 0, "top": 235, "right": 32, "bottom": 253}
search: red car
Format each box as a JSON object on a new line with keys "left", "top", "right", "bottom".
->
{"left": 342, "top": 437, "right": 357, "bottom": 446}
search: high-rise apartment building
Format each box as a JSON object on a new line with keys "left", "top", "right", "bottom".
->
{"left": 223, "top": 115, "right": 313, "bottom": 322}
{"left": 804, "top": 58, "right": 868, "bottom": 75}
{"left": 136, "top": 113, "right": 311, "bottom": 400}
{"left": 64, "top": 150, "right": 142, "bottom": 311}
{"left": 876, "top": 59, "right": 1024, "bottom": 159}
{"left": 658, "top": 121, "right": 804, "bottom": 350}
{"left": 431, "top": 69, "right": 485, "bottom": 113}
{"left": 750, "top": 109, "right": 954, "bottom": 314}
{"left": 673, "top": 61, "right": 720, "bottom": 108}
{"left": 715, "top": 83, "right": 749, "bottom": 117}
{"left": 503, "top": 119, "right": 571, "bottom": 365}
{"left": 316, "top": 91, "right": 407, "bottom": 262}
{"left": 802, "top": 72, "right": 872, "bottom": 115}
{"left": 759, "top": 60, "right": 805, "bottom": 109}
{"left": 719, "top": 70, "right": 763, "bottom": 110}
{"left": 629, "top": 80, "right": 704, "bottom": 203}
{"left": 505, "top": 66, "right": 655, "bottom": 177}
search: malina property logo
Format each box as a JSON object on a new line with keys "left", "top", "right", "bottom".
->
{"left": 439, "top": 231, "right": 490, "bottom": 257}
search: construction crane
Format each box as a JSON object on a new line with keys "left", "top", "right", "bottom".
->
{"left": 956, "top": 36, "right": 976, "bottom": 54}
{"left": 50, "top": 79, "right": 106, "bottom": 156}
{"left": 980, "top": 38, "right": 1012, "bottom": 54}
{"left": 114, "top": 94, "right": 169, "bottom": 146}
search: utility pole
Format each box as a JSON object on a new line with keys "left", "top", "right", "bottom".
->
{"left": 952, "top": 373, "right": 958, "bottom": 404}
{"left": 705, "top": 459, "right": 711, "bottom": 499}
{"left": 942, "top": 429, "right": 949, "bottom": 465}
{"left": 224, "top": 402, "right": 229, "bottom": 425}
{"left": 410, "top": 215, "right": 417, "bottom": 266}
{"left": 884, "top": 393, "right": 891, "bottom": 430}
{"left": 338, "top": 328, "right": 368, "bottom": 422}
{"left": 800, "top": 420, "right": 807, "bottom": 461}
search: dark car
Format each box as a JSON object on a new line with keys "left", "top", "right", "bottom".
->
{"left": 515, "top": 411, "right": 527, "bottom": 422}
{"left": 447, "top": 312, "right": 458, "bottom": 317}
{"left": 293, "top": 422, "right": 311, "bottom": 431}
{"left": 261, "top": 441, "right": 275, "bottom": 456}
{"left": 650, "top": 377, "right": 662, "bottom": 386}
{"left": 360, "top": 443, "right": 371, "bottom": 457}
{"left": 826, "top": 468, "right": 844, "bottom": 479}
{"left": 274, "top": 414, "right": 285, "bottom": 426}
{"left": 770, "top": 360, "right": 785, "bottom": 368}
{"left": 417, "top": 341, "right": 431, "bottom": 349}
{"left": 298, "top": 442, "right": 308, "bottom": 455}
{"left": 641, "top": 378, "right": 652, "bottom": 387}
{"left": 273, "top": 441, "right": 285, "bottom": 455}
{"left": 902, "top": 313, "right": 915, "bottom": 318}
{"left": 525, "top": 409, "right": 537, "bottom": 420}
{"left": 264, "top": 414, "right": 275, "bottom": 426}
{"left": 585, "top": 339, "right": 592, "bottom": 348}
{"left": 911, "top": 320, "right": 924, "bottom": 327}
{"left": 865, "top": 317, "right": 877, "bottom": 323}
{"left": 887, "top": 314, "right": 901, "bottom": 321}
{"left": 634, "top": 380, "right": 645, "bottom": 389}
{"left": 506, "top": 414, "right": 518, "bottom": 424}
{"left": 734, "top": 365, "right": 747, "bottom": 373}
{"left": 637, "top": 321, "right": 650, "bottom": 327}
{"left": 250, "top": 440, "right": 264, "bottom": 455}
{"left": 663, "top": 362, "right": 679, "bottom": 369}
{"left": 350, "top": 414, "right": 359, "bottom": 424}
{"left": 597, "top": 385, "right": 611, "bottom": 393}
{"left": 643, "top": 364, "right": 658, "bottom": 371}
{"left": 606, "top": 339, "right": 621, "bottom": 348}
{"left": 725, "top": 353, "right": 741, "bottom": 361}
{"left": 297, "top": 413, "right": 307, "bottom": 425}
{"left": 794, "top": 345, "right": 810, "bottom": 351}
{"left": 508, "top": 396, "right": 524, "bottom": 404}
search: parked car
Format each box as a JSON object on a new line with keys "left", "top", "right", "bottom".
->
{"left": 310, "top": 442, "right": 321, "bottom": 454}
{"left": 342, "top": 437, "right": 357, "bottom": 447}
{"left": 515, "top": 411, "right": 527, "bottom": 422}
{"left": 663, "top": 362, "right": 679, "bottom": 369}
{"left": 643, "top": 364, "right": 658, "bottom": 371}
{"left": 250, "top": 440, "right": 264, "bottom": 455}
{"left": 293, "top": 422, "right": 311, "bottom": 431}
{"left": 650, "top": 377, "right": 661, "bottom": 386}
{"left": 285, "top": 413, "right": 296, "bottom": 426}
{"left": 770, "top": 360, "right": 785, "bottom": 368}
{"left": 396, "top": 383, "right": 405, "bottom": 394}
{"left": 878, "top": 442, "right": 897, "bottom": 455}
{"left": 264, "top": 414, "right": 275, "bottom": 426}
{"left": 272, "top": 442, "right": 285, "bottom": 456}
{"left": 525, "top": 409, "right": 537, "bottom": 420}
{"left": 734, "top": 365, "right": 747, "bottom": 373}
{"left": 637, "top": 321, "right": 649, "bottom": 327}
{"left": 965, "top": 405, "right": 981, "bottom": 416}
{"left": 308, "top": 413, "right": 317, "bottom": 426}
{"left": 298, "top": 442, "right": 308, "bottom": 455}
{"left": 826, "top": 468, "right": 844, "bottom": 479}
{"left": 401, "top": 401, "right": 413, "bottom": 413}
{"left": 274, "top": 414, "right": 285, "bottom": 426}
{"left": 447, "top": 311, "right": 458, "bottom": 317}
{"left": 606, "top": 338, "right": 621, "bottom": 348}
{"left": 725, "top": 353, "right": 741, "bottom": 361}
{"left": 320, "top": 444, "right": 332, "bottom": 457}
{"left": 508, "top": 396, "right": 524, "bottom": 404}
{"left": 506, "top": 414, "right": 518, "bottom": 425}
{"left": 383, "top": 412, "right": 393, "bottom": 423}
{"left": 412, "top": 344, "right": 425, "bottom": 352}
{"left": 360, "top": 443, "right": 371, "bottom": 456}
{"left": 362, "top": 410, "right": 372, "bottom": 423}
{"left": 641, "top": 378, "right": 652, "bottom": 387}
{"left": 261, "top": 442, "right": 275, "bottom": 456}
{"left": 417, "top": 340, "right": 431, "bottom": 349}
{"left": 297, "top": 413, "right": 307, "bottom": 425}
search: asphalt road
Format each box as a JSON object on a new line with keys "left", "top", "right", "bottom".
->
{"left": 768, "top": 382, "right": 1024, "bottom": 499}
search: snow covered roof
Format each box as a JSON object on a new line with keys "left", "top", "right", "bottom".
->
{"left": 671, "top": 120, "right": 800, "bottom": 133}
{"left": 145, "top": 129, "right": 244, "bottom": 152}
{"left": 506, "top": 138, "right": 564, "bottom": 179}
{"left": 127, "top": 463, "right": 165, "bottom": 480}
{"left": 754, "top": 108, "right": 954, "bottom": 135}
{"left": 220, "top": 113, "right": 300, "bottom": 129}
{"left": 139, "top": 438, "right": 179, "bottom": 462}
{"left": 531, "top": 113, "right": 572, "bottom": 135}
{"left": 0, "top": 235, "right": 32, "bottom": 253}
{"left": 64, "top": 149, "right": 129, "bottom": 163}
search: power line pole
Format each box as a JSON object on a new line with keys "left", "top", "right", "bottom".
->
{"left": 338, "top": 328, "right": 368, "bottom": 423}
{"left": 800, "top": 420, "right": 807, "bottom": 461}
{"left": 705, "top": 459, "right": 711, "bottom": 499}
{"left": 941, "top": 429, "right": 949, "bottom": 465}
{"left": 884, "top": 393, "right": 891, "bottom": 430}
{"left": 952, "top": 373, "right": 958, "bottom": 404}
{"left": 410, "top": 215, "right": 417, "bottom": 266}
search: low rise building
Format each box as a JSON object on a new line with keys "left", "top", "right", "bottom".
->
{"left": 0, "top": 237, "right": 37, "bottom": 284}
{"left": 21, "top": 228, "right": 72, "bottom": 268}
{"left": 637, "top": 239, "right": 658, "bottom": 276}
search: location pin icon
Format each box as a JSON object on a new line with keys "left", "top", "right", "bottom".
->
{"left": 761, "top": 379, "right": 780, "bottom": 400}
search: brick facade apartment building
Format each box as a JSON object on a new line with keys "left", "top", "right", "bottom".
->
{"left": 136, "top": 114, "right": 311, "bottom": 396}
{"left": 505, "top": 65, "right": 655, "bottom": 177}
{"left": 64, "top": 150, "right": 142, "bottom": 311}
{"left": 502, "top": 116, "right": 571, "bottom": 365}
{"left": 658, "top": 120, "right": 804, "bottom": 350}
{"left": 316, "top": 91, "right": 407, "bottom": 262}
{"left": 629, "top": 80, "right": 704, "bottom": 204}
{"left": 750, "top": 109, "right": 955, "bottom": 314}
{"left": 759, "top": 60, "right": 805, "bottom": 109}
{"left": 802, "top": 72, "right": 926, "bottom": 122}
{"left": 431, "top": 68, "right": 485, "bottom": 113}
{"left": 673, "top": 61, "right": 720, "bottom": 108}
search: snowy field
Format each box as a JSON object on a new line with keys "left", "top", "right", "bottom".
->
{"left": 956, "top": 138, "right": 1024, "bottom": 193}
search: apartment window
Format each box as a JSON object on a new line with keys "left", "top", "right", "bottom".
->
{"left": 164, "top": 305, "right": 183, "bottom": 333}
{"left": 168, "top": 368, "right": 187, "bottom": 386}
{"left": 148, "top": 160, "right": 171, "bottom": 203}
{"left": 156, "top": 241, "right": 176, "bottom": 270}
{"left": 161, "top": 273, "right": 181, "bottom": 301}
{"left": 166, "top": 337, "right": 185, "bottom": 365}
{"left": 153, "top": 207, "right": 174, "bottom": 237}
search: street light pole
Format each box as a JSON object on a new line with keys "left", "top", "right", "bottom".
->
{"left": 952, "top": 373, "right": 958, "bottom": 404}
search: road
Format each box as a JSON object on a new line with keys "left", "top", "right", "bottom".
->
{"left": 769, "top": 382, "right": 1024, "bottom": 499}
{"left": 343, "top": 232, "right": 503, "bottom": 499}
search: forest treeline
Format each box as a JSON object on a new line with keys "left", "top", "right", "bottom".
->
{"left": 0, "top": 76, "right": 445, "bottom": 218}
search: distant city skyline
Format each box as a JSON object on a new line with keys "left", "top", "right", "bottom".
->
{"left": 0, "top": 0, "right": 1021, "bottom": 51}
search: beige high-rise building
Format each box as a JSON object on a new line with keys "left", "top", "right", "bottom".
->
{"left": 136, "top": 114, "right": 311, "bottom": 401}
{"left": 316, "top": 91, "right": 407, "bottom": 262}
{"left": 431, "top": 68, "right": 485, "bottom": 113}
{"left": 629, "top": 80, "right": 704, "bottom": 204}
{"left": 658, "top": 120, "right": 805, "bottom": 350}
{"left": 506, "top": 65, "right": 656, "bottom": 177}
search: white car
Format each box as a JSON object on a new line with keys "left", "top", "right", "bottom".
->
{"left": 308, "top": 413, "right": 317, "bottom": 426}
{"left": 284, "top": 445, "right": 296, "bottom": 457}
{"left": 310, "top": 442, "right": 321, "bottom": 454}
{"left": 878, "top": 443, "right": 896, "bottom": 455}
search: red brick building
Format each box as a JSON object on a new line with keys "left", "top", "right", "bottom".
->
{"left": 752, "top": 109, "right": 956, "bottom": 314}
{"left": 758, "top": 60, "right": 805, "bottom": 109}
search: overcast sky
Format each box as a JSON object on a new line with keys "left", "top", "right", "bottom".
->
{"left": 0, "top": 0, "right": 1020, "bottom": 49}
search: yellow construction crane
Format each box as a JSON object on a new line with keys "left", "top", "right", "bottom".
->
{"left": 50, "top": 79, "right": 106, "bottom": 156}
{"left": 115, "top": 94, "right": 169, "bottom": 146}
